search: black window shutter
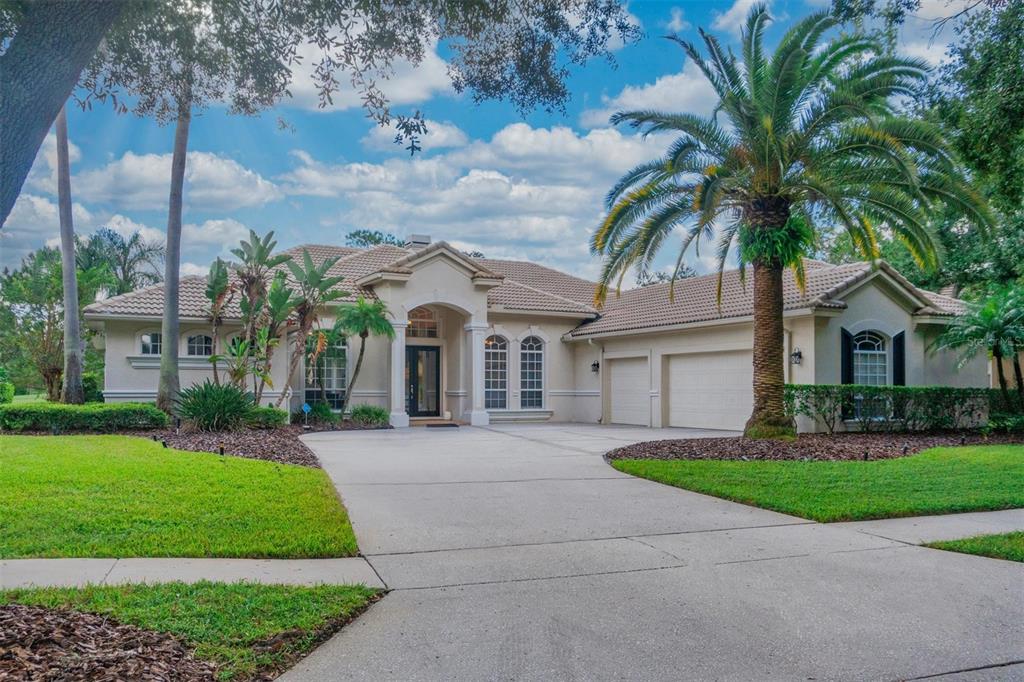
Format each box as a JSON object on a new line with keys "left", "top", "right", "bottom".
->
{"left": 892, "top": 331, "right": 906, "bottom": 386}
{"left": 841, "top": 328, "right": 854, "bottom": 385}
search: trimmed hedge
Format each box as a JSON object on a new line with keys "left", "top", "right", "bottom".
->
{"left": 0, "top": 382, "right": 13, "bottom": 405}
{"left": 785, "top": 384, "right": 998, "bottom": 434}
{"left": 349, "top": 403, "right": 389, "bottom": 426}
{"left": 245, "top": 406, "right": 288, "bottom": 429}
{"left": 0, "top": 402, "right": 169, "bottom": 433}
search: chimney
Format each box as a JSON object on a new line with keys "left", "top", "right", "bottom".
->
{"left": 405, "top": 234, "right": 431, "bottom": 250}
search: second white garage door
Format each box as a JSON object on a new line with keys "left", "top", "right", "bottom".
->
{"left": 608, "top": 356, "right": 649, "bottom": 425}
{"left": 667, "top": 350, "right": 753, "bottom": 431}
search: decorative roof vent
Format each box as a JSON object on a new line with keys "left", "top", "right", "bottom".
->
{"left": 405, "top": 234, "right": 431, "bottom": 250}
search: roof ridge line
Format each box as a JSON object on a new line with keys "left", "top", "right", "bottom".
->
{"left": 502, "top": 278, "right": 597, "bottom": 312}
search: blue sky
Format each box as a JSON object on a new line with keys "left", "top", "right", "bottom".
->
{"left": 2, "top": 0, "right": 963, "bottom": 280}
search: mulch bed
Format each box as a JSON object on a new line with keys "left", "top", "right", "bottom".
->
{"left": 607, "top": 431, "right": 1024, "bottom": 462}
{"left": 5, "top": 421, "right": 390, "bottom": 469}
{"left": 0, "top": 603, "right": 216, "bottom": 681}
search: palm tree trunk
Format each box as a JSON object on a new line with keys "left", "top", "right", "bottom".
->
{"left": 156, "top": 97, "right": 191, "bottom": 413}
{"left": 994, "top": 347, "right": 1011, "bottom": 410}
{"left": 210, "top": 318, "right": 221, "bottom": 386}
{"left": 744, "top": 259, "right": 795, "bottom": 438}
{"left": 1011, "top": 350, "right": 1024, "bottom": 411}
{"left": 55, "top": 105, "right": 83, "bottom": 404}
{"left": 339, "top": 333, "right": 367, "bottom": 415}
{"left": 275, "top": 329, "right": 308, "bottom": 409}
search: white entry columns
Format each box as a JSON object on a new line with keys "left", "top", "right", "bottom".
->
{"left": 465, "top": 323, "right": 490, "bottom": 426}
{"left": 389, "top": 320, "right": 409, "bottom": 427}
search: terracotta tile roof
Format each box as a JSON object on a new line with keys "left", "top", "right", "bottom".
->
{"left": 487, "top": 279, "right": 597, "bottom": 315}
{"left": 567, "top": 260, "right": 964, "bottom": 339}
{"left": 83, "top": 242, "right": 964, "bottom": 330}
{"left": 473, "top": 258, "right": 599, "bottom": 306}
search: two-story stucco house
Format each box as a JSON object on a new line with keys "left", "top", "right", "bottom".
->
{"left": 83, "top": 235, "right": 987, "bottom": 431}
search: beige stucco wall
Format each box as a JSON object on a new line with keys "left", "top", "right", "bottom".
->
{"left": 813, "top": 279, "right": 988, "bottom": 388}
{"left": 99, "top": 319, "right": 292, "bottom": 406}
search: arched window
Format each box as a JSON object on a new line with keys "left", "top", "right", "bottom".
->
{"left": 853, "top": 331, "right": 887, "bottom": 385}
{"left": 484, "top": 335, "right": 508, "bottom": 409}
{"left": 520, "top": 336, "right": 544, "bottom": 409}
{"left": 187, "top": 334, "right": 213, "bottom": 357}
{"left": 408, "top": 307, "right": 438, "bottom": 338}
{"left": 140, "top": 332, "right": 162, "bottom": 355}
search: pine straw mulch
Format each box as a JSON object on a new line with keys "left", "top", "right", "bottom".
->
{"left": 606, "top": 431, "right": 1024, "bottom": 463}
{"left": 0, "top": 603, "right": 216, "bottom": 681}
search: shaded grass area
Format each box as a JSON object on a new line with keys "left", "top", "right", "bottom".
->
{"left": 612, "top": 446, "right": 1024, "bottom": 522}
{"left": 0, "top": 435, "right": 357, "bottom": 558}
{"left": 10, "top": 393, "right": 45, "bottom": 404}
{"left": 927, "top": 532, "right": 1024, "bottom": 562}
{"left": 4, "top": 581, "right": 380, "bottom": 680}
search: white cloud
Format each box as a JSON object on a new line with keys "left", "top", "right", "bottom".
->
{"left": 25, "top": 132, "right": 83, "bottom": 195}
{"left": 278, "top": 122, "right": 673, "bottom": 277}
{"left": 579, "top": 60, "right": 718, "bottom": 128}
{"left": 361, "top": 119, "right": 469, "bottom": 152}
{"left": 0, "top": 194, "right": 94, "bottom": 269}
{"left": 182, "top": 218, "right": 250, "bottom": 247}
{"left": 664, "top": 7, "right": 691, "bottom": 33}
{"left": 102, "top": 214, "right": 166, "bottom": 245}
{"left": 712, "top": 0, "right": 762, "bottom": 37}
{"left": 73, "top": 151, "right": 282, "bottom": 211}
{"left": 285, "top": 39, "right": 452, "bottom": 112}
{"left": 181, "top": 262, "right": 210, "bottom": 277}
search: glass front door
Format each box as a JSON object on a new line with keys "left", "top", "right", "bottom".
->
{"left": 406, "top": 346, "right": 440, "bottom": 417}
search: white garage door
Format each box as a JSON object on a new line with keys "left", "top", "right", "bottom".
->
{"left": 667, "top": 350, "right": 753, "bottom": 431}
{"left": 608, "top": 357, "right": 649, "bottom": 426}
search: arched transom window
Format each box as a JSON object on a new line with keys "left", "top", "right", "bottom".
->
{"left": 853, "top": 331, "right": 887, "bottom": 385}
{"left": 484, "top": 335, "right": 508, "bottom": 409}
{"left": 520, "top": 336, "right": 544, "bottom": 409}
{"left": 140, "top": 332, "right": 162, "bottom": 355}
{"left": 187, "top": 334, "right": 213, "bottom": 357}
{"left": 408, "top": 307, "right": 438, "bottom": 338}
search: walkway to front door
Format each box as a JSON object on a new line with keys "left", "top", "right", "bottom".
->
{"left": 284, "top": 424, "right": 1024, "bottom": 681}
{"left": 405, "top": 345, "right": 439, "bottom": 417}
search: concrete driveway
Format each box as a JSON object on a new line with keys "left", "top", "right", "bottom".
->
{"left": 283, "top": 424, "right": 1024, "bottom": 681}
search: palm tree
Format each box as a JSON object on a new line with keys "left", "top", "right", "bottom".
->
{"left": 274, "top": 250, "right": 349, "bottom": 409}
{"left": 230, "top": 230, "right": 293, "bottom": 346}
{"left": 78, "top": 228, "right": 164, "bottom": 295}
{"left": 204, "top": 257, "right": 234, "bottom": 386}
{"left": 332, "top": 297, "right": 395, "bottom": 414}
{"left": 156, "top": 94, "right": 190, "bottom": 413}
{"left": 934, "top": 288, "right": 1024, "bottom": 410}
{"left": 592, "top": 4, "right": 992, "bottom": 438}
{"left": 55, "top": 104, "right": 83, "bottom": 404}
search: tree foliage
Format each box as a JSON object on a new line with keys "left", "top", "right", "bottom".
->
{"left": 0, "top": 248, "right": 106, "bottom": 399}
{"left": 344, "top": 230, "right": 404, "bottom": 248}
{"left": 76, "top": 227, "right": 164, "bottom": 296}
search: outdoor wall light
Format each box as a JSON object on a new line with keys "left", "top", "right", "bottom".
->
{"left": 591, "top": 361, "right": 600, "bottom": 373}
{"left": 790, "top": 348, "right": 803, "bottom": 365}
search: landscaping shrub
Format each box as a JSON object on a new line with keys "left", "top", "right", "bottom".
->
{"left": 175, "top": 381, "right": 254, "bottom": 431}
{"left": 349, "top": 403, "right": 389, "bottom": 426}
{"left": 308, "top": 401, "right": 338, "bottom": 424}
{"left": 988, "top": 412, "right": 1024, "bottom": 433}
{"left": 81, "top": 372, "right": 104, "bottom": 403}
{"left": 0, "top": 402, "right": 168, "bottom": 432}
{"left": 786, "top": 384, "right": 990, "bottom": 433}
{"left": 245, "top": 406, "right": 288, "bottom": 429}
{"left": 0, "top": 381, "right": 13, "bottom": 405}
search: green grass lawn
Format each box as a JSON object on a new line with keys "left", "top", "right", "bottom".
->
{"left": 4, "top": 581, "right": 380, "bottom": 680}
{"left": 927, "top": 532, "right": 1024, "bottom": 562}
{"left": 10, "top": 392, "right": 45, "bottom": 404}
{"left": 612, "top": 445, "right": 1024, "bottom": 522}
{"left": 0, "top": 435, "right": 357, "bottom": 558}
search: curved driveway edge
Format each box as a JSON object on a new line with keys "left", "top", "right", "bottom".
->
{"left": 285, "top": 423, "right": 1024, "bottom": 681}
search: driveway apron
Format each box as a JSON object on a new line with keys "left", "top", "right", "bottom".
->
{"left": 282, "top": 424, "right": 1024, "bottom": 681}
